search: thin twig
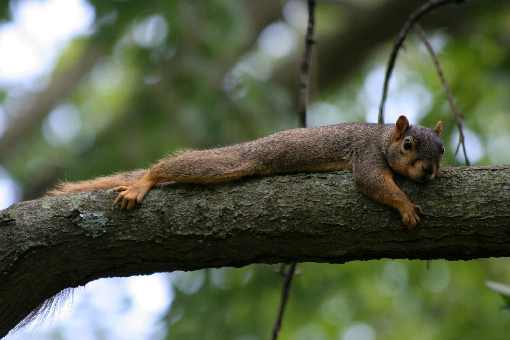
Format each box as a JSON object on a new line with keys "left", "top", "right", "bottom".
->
{"left": 415, "top": 24, "right": 470, "bottom": 165}
{"left": 271, "top": 263, "right": 297, "bottom": 340}
{"left": 271, "top": 1, "right": 316, "bottom": 339}
{"left": 378, "top": 0, "right": 466, "bottom": 124}
{"left": 298, "top": 0, "right": 316, "bottom": 127}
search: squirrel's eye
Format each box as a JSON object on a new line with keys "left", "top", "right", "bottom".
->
{"left": 403, "top": 138, "right": 413, "bottom": 151}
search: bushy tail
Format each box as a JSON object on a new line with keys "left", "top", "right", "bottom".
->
{"left": 13, "top": 288, "right": 75, "bottom": 334}
{"left": 47, "top": 169, "right": 146, "bottom": 195}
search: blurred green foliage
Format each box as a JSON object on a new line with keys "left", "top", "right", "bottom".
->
{"left": 169, "top": 260, "right": 510, "bottom": 340}
{"left": 2, "top": 1, "right": 510, "bottom": 339}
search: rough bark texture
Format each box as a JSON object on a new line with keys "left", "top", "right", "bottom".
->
{"left": 1, "top": 166, "right": 509, "bottom": 336}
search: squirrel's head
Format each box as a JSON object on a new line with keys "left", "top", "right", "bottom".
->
{"left": 386, "top": 115, "right": 444, "bottom": 182}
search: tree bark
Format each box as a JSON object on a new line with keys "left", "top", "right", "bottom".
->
{"left": 1, "top": 166, "right": 509, "bottom": 336}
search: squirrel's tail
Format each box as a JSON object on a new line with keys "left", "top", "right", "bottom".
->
{"left": 47, "top": 169, "right": 147, "bottom": 195}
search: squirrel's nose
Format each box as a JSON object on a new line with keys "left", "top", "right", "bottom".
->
{"left": 423, "top": 163, "right": 434, "bottom": 176}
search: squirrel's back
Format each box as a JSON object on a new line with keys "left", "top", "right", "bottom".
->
{"left": 237, "top": 123, "right": 392, "bottom": 172}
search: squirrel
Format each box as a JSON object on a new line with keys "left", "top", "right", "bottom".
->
{"left": 49, "top": 115, "right": 444, "bottom": 227}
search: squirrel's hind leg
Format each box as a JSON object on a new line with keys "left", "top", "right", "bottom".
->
{"left": 149, "top": 149, "right": 260, "bottom": 184}
{"left": 114, "top": 149, "right": 260, "bottom": 209}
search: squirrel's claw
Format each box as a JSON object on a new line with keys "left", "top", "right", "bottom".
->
{"left": 112, "top": 186, "right": 129, "bottom": 208}
{"left": 114, "top": 190, "right": 138, "bottom": 210}
{"left": 113, "top": 192, "right": 123, "bottom": 207}
{"left": 113, "top": 181, "right": 152, "bottom": 210}
{"left": 126, "top": 197, "right": 136, "bottom": 210}
{"left": 399, "top": 203, "right": 422, "bottom": 228}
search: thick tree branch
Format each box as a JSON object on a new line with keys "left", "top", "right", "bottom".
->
{"left": 1, "top": 166, "right": 510, "bottom": 337}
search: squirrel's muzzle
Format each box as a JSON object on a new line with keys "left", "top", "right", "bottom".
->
{"left": 418, "top": 162, "right": 438, "bottom": 182}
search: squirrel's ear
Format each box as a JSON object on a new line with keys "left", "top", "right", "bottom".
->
{"left": 394, "top": 115, "right": 410, "bottom": 140}
{"left": 434, "top": 120, "right": 444, "bottom": 136}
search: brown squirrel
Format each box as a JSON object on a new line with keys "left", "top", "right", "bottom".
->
{"left": 49, "top": 115, "right": 444, "bottom": 227}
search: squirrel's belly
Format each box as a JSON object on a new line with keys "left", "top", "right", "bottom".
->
{"left": 295, "top": 160, "right": 352, "bottom": 173}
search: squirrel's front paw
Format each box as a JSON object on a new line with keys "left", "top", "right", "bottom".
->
{"left": 399, "top": 203, "right": 423, "bottom": 228}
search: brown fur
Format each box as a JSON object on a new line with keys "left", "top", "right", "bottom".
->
{"left": 49, "top": 115, "right": 444, "bottom": 227}
{"left": 48, "top": 170, "right": 146, "bottom": 195}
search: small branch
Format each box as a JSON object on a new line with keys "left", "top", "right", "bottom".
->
{"left": 272, "top": 1, "right": 317, "bottom": 338}
{"left": 415, "top": 25, "right": 470, "bottom": 165}
{"left": 298, "top": 0, "right": 316, "bottom": 127}
{"left": 271, "top": 263, "right": 297, "bottom": 340}
{"left": 378, "top": 0, "right": 466, "bottom": 124}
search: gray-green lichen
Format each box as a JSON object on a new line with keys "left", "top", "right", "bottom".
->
{"left": 77, "top": 212, "right": 109, "bottom": 237}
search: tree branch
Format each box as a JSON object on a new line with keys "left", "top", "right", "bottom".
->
{"left": 297, "top": 0, "right": 316, "bottom": 127}
{"left": 274, "top": 0, "right": 478, "bottom": 99}
{"left": 272, "top": 1, "right": 317, "bottom": 338}
{"left": 377, "top": 0, "right": 465, "bottom": 124}
{"left": 271, "top": 262, "right": 297, "bottom": 340}
{"left": 1, "top": 166, "right": 510, "bottom": 337}
{"left": 414, "top": 24, "right": 470, "bottom": 165}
